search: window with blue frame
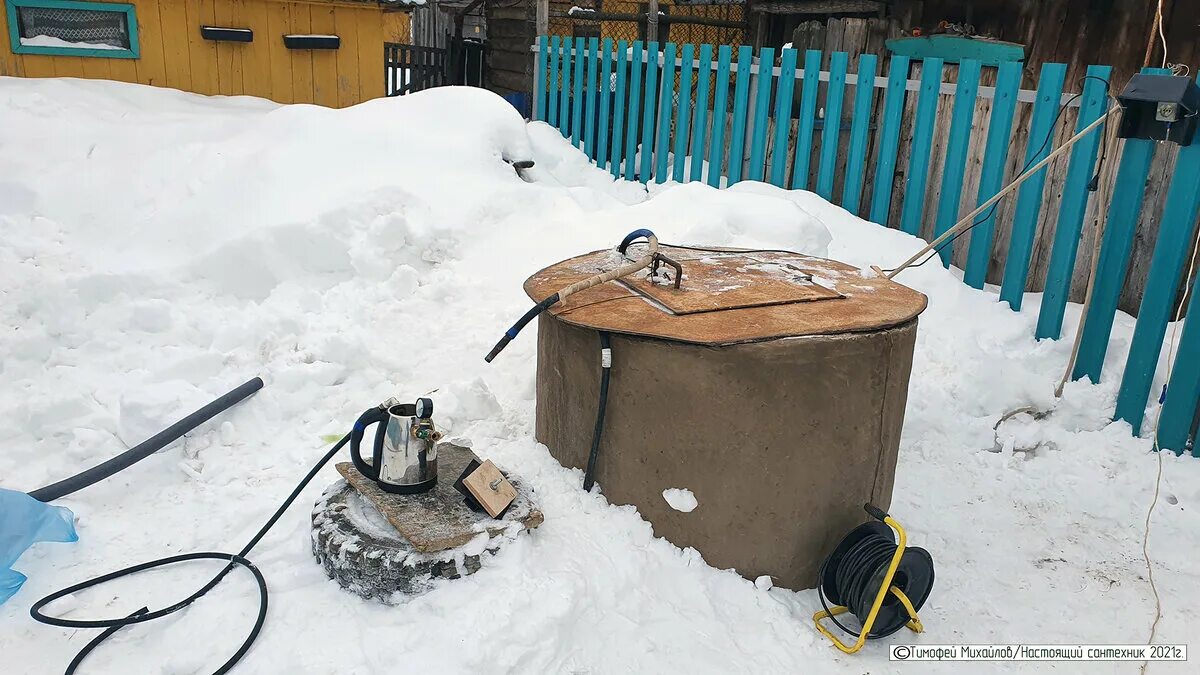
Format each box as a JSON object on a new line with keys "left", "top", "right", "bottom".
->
{"left": 6, "top": 0, "right": 139, "bottom": 59}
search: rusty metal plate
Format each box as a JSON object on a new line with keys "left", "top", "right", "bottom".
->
{"left": 622, "top": 250, "right": 843, "bottom": 314}
{"left": 523, "top": 247, "right": 928, "bottom": 346}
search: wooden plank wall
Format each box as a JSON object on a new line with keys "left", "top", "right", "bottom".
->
{"left": 487, "top": 0, "right": 533, "bottom": 98}
{"left": 1, "top": 0, "right": 412, "bottom": 107}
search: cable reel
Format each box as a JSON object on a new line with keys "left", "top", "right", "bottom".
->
{"left": 813, "top": 504, "right": 935, "bottom": 654}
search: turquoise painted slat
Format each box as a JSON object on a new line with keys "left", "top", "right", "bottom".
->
{"left": 1036, "top": 65, "right": 1113, "bottom": 339}
{"left": 931, "top": 58, "right": 981, "bottom": 263}
{"left": 672, "top": 43, "right": 696, "bottom": 182}
{"left": 897, "top": 57, "right": 944, "bottom": 235}
{"left": 769, "top": 48, "right": 798, "bottom": 187}
{"left": 867, "top": 55, "right": 910, "bottom": 223}
{"left": 816, "top": 51, "right": 849, "bottom": 200}
{"left": 609, "top": 41, "right": 629, "bottom": 178}
{"left": 597, "top": 38, "right": 614, "bottom": 171}
{"left": 690, "top": 44, "right": 714, "bottom": 183}
{"left": 726, "top": 46, "right": 755, "bottom": 184}
{"left": 963, "top": 61, "right": 1022, "bottom": 288}
{"left": 655, "top": 43, "right": 677, "bottom": 183}
{"left": 707, "top": 45, "right": 733, "bottom": 188}
{"left": 1158, "top": 274, "right": 1200, "bottom": 455}
{"left": 1071, "top": 140, "right": 1157, "bottom": 383}
{"left": 535, "top": 35, "right": 549, "bottom": 122}
{"left": 1000, "top": 62, "right": 1069, "bottom": 308}
{"left": 624, "top": 41, "right": 644, "bottom": 181}
{"left": 639, "top": 41, "right": 660, "bottom": 182}
{"left": 558, "top": 38, "right": 572, "bottom": 136}
{"left": 747, "top": 47, "right": 775, "bottom": 182}
{"left": 841, "top": 53, "right": 877, "bottom": 212}
{"left": 548, "top": 36, "right": 560, "bottom": 128}
{"left": 584, "top": 37, "right": 600, "bottom": 157}
{"left": 571, "top": 38, "right": 585, "bottom": 146}
{"left": 791, "top": 49, "right": 823, "bottom": 190}
{"left": 1114, "top": 138, "right": 1200, "bottom": 435}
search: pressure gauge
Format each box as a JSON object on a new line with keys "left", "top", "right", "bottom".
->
{"left": 415, "top": 397, "right": 433, "bottom": 419}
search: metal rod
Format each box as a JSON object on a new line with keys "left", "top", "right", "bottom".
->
{"left": 885, "top": 106, "right": 1121, "bottom": 279}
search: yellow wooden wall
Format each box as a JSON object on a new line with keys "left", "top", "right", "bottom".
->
{"left": 0, "top": 0, "right": 412, "bottom": 106}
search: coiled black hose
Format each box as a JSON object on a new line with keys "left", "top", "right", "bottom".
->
{"left": 30, "top": 428, "right": 356, "bottom": 674}
{"left": 29, "top": 377, "right": 264, "bottom": 503}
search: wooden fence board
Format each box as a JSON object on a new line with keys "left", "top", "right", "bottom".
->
{"left": 690, "top": 44, "right": 713, "bottom": 183}
{"left": 548, "top": 36, "right": 561, "bottom": 128}
{"left": 726, "top": 46, "right": 754, "bottom": 184}
{"left": 963, "top": 61, "right": 1022, "bottom": 288}
{"left": 610, "top": 41, "right": 629, "bottom": 178}
{"left": 1071, "top": 138, "right": 1157, "bottom": 384}
{"left": 898, "top": 58, "right": 944, "bottom": 235}
{"left": 623, "top": 41, "right": 643, "bottom": 180}
{"left": 1115, "top": 137, "right": 1200, "bottom": 434}
{"left": 707, "top": 46, "right": 732, "bottom": 187}
{"left": 841, "top": 53, "right": 877, "bottom": 215}
{"left": 597, "top": 38, "right": 614, "bottom": 170}
{"left": 1158, "top": 277, "right": 1200, "bottom": 455}
{"left": 639, "top": 41, "right": 660, "bottom": 181}
{"left": 673, "top": 43, "right": 696, "bottom": 182}
{"left": 584, "top": 37, "right": 599, "bottom": 156}
{"left": 791, "top": 50, "right": 823, "bottom": 190}
{"left": 654, "top": 43, "right": 677, "bottom": 183}
{"left": 748, "top": 47, "right": 776, "bottom": 183}
{"left": 999, "top": 62, "right": 1068, "bottom": 309}
{"left": 816, "top": 51, "right": 848, "bottom": 202}
{"left": 535, "top": 35, "right": 549, "bottom": 121}
{"left": 769, "top": 48, "right": 799, "bottom": 188}
{"left": 1036, "top": 65, "right": 1113, "bottom": 339}
{"left": 571, "top": 37, "right": 585, "bottom": 146}
{"left": 932, "top": 59, "right": 981, "bottom": 263}
{"left": 867, "top": 55, "right": 909, "bottom": 225}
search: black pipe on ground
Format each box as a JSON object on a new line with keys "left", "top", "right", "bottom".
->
{"left": 28, "top": 377, "right": 264, "bottom": 503}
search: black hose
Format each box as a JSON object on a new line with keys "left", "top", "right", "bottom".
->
{"left": 582, "top": 332, "right": 612, "bottom": 492}
{"left": 485, "top": 292, "right": 560, "bottom": 363}
{"left": 29, "top": 377, "right": 265, "bottom": 503}
{"left": 30, "top": 432, "right": 352, "bottom": 674}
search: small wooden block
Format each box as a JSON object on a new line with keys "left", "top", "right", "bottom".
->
{"left": 462, "top": 459, "right": 517, "bottom": 518}
{"left": 333, "top": 443, "right": 542, "bottom": 553}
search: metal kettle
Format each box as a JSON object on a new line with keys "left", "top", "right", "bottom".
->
{"left": 350, "top": 397, "right": 441, "bottom": 494}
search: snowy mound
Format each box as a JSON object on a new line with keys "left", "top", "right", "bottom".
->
{"left": 2, "top": 78, "right": 1199, "bottom": 674}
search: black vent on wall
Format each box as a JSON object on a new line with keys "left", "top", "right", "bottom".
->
{"left": 200, "top": 26, "right": 253, "bottom": 42}
{"left": 201, "top": 26, "right": 253, "bottom": 42}
{"left": 283, "top": 34, "right": 340, "bottom": 50}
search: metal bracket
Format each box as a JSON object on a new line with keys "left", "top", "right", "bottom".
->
{"left": 650, "top": 253, "right": 683, "bottom": 289}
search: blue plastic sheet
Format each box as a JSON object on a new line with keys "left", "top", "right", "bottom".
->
{"left": 1, "top": 487, "right": 77, "bottom": 605}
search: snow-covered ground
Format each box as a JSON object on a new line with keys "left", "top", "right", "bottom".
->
{"left": 2, "top": 77, "right": 1198, "bottom": 674}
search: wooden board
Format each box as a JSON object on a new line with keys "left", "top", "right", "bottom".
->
{"left": 525, "top": 248, "right": 927, "bottom": 346}
{"left": 335, "top": 443, "right": 542, "bottom": 553}
{"left": 462, "top": 459, "right": 517, "bottom": 518}
{"left": 620, "top": 249, "right": 843, "bottom": 315}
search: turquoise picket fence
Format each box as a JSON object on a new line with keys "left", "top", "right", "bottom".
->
{"left": 531, "top": 37, "right": 1200, "bottom": 455}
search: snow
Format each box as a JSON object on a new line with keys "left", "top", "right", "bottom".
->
{"left": 1, "top": 77, "right": 1199, "bottom": 674}
{"left": 662, "top": 488, "right": 698, "bottom": 513}
{"left": 20, "top": 35, "right": 124, "bottom": 51}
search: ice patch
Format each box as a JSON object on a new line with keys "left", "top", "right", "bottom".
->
{"left": 662, "top": 488, "right": 698, "bottom": 513}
